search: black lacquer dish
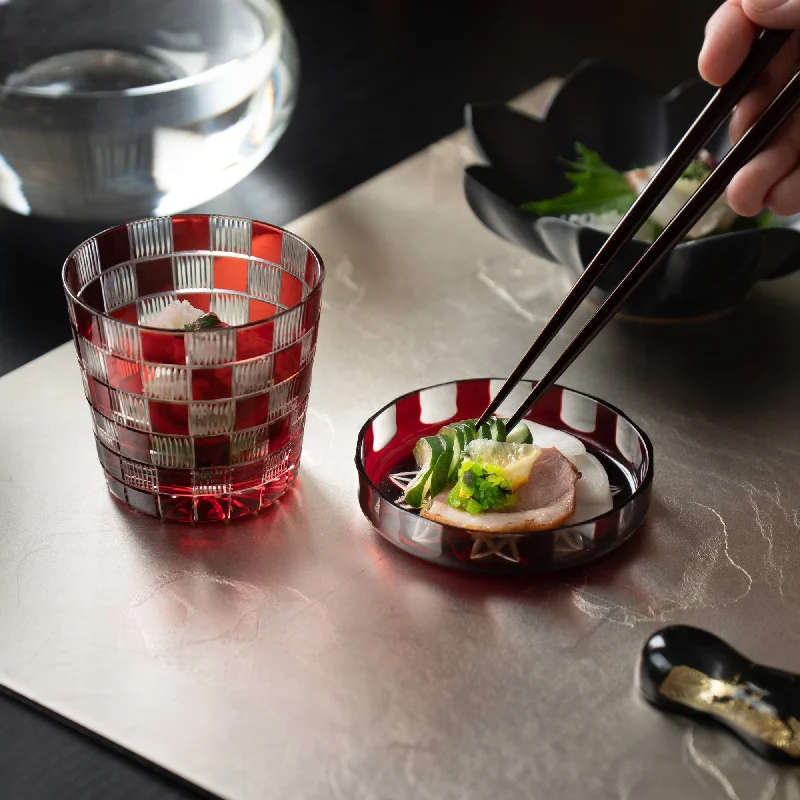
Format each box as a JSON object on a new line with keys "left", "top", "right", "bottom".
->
{"left": 464, "top": 60, "right": 800, "bottom": 321}
{"left": 641, "top": 625, "right": 800, "bottom": 762}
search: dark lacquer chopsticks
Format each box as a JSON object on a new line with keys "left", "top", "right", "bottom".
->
{"left": 503, "top": 68, "right": 800, "bottom": 429}
{"left": 477, "top": 28, "right": 792, "bottom": 429}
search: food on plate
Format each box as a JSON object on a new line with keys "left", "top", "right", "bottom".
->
{"left": 146, "top": 299, "right": 227, "bottom": 331}
{"left": 398, "top": 417, "right": 612, "bottom": 532}
{"left": 427, "top": 445, "right": 580, "bottom": 532}
{"left": 140, "top": 301, "right": 231, "bottom": 404}
{"left": 146, "top": 299, "right": 205, "bottom": 329}
{"left": 522, "top": 143, "right": 775, "bottom": 243}
{"left": 182, "top": 311, "right": 227, "bottom": 331}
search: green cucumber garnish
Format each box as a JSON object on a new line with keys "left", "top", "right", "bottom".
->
{"left": 490, "top": 417, "right": 507, "bottom": 442}
{"left": 428, "top": 443, "right": 455, "bottom": 500}
{"left": 507, "top": 421, "right": 533, "bottom": 444}
{"left": 404, "top": 417, "right": 519, "bottom": 508}
{"left": 404, "top": 435, "right": 447, "bottom": 508}
{"left": 439, "top": 427, "right": 465, "bottom": 483}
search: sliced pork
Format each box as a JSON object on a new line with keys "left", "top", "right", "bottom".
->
{"left": 422, "top": 447, "right": 580, "bottom": 532}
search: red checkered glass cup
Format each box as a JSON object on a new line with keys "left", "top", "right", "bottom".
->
{"left": 62, "top": 215, "right": 324, "bottom": 522}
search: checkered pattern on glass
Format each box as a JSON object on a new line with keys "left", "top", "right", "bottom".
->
{"left": 63, "top": 215, "right": 324, "bottom": 522}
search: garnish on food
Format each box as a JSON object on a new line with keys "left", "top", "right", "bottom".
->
{"left": 402, "top": 417, "right": 532, "bottom": 510}
{"left": 447, "top": 459, "right": 517, "bottom": 516}
{"left": 145, "top": 299, "right": 202, "bottom": 329}
{"left": 424, "top": 445, "right": 581, "bottom": 533}
{"left": 392, "top": 418, "right": 616, "bottom": 532}
{"left": 145, "top": 300, "right": 229, "bottom": 331}
{"left": 523, "top": 143, "right": 637, "bottom": 217}
{"left": 522, "top": 143, "right": 775, "bottom": 242}
{"left": 462, "top": 439, "right": 542, "bottom": 489}
{"left": 183, "top": 311, "right": 226, "bottom": 331}
{"left": 398, "top": 416, "right": 590, "bottom": 533}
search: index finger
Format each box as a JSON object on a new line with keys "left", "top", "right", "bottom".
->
{"left": 699, "top": 0, "right": 758, "bottom": 86}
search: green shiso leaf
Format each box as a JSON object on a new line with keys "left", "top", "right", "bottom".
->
{"left": 521, "top": 143, "right": 636, "bottom": 217}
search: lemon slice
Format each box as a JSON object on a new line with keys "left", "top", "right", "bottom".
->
{"left": 463, "top": 440, "right": 541, "bottom": 489}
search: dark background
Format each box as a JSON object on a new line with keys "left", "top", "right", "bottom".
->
{"left": 0, "top": 0, "right": 719, "bottom": 796}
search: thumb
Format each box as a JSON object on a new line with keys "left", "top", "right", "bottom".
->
{"left": 743, "top": 0, "right": 800, "bottom": 28}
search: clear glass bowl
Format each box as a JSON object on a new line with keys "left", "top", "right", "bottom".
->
{"left": 356, "top": 379, "right": 653, "bottom": 573}
{"left": 0, "top": 0, "right": 299, "bottom": 221}
{"left": 62, "top": 214, "right": 324, "bottom": 523}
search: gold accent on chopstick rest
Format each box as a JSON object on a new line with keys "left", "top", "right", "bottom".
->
{"left": 659, "top": 666, "right": 800, "bottom": 756}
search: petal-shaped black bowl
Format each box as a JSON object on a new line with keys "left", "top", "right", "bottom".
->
{"left": 464, "top": 60, "right": 800, "bottom": 321}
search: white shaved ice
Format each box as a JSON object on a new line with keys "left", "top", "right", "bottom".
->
{"left": 520, "top": 422, "right": 613, "bottom": 524}
{"left": 146, "top": 299, "right": 205, "bottom": 330}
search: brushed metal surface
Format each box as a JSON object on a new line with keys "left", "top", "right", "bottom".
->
{"left": 2, "top": 79, "right": 800, "bottom": 799}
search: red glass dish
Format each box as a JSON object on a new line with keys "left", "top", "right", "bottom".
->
{"left": 355, "top": 378, "right": 653, "bottom": 573}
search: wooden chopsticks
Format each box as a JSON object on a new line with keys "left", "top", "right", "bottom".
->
{"left": 477, "top": 28, "right": 795, "bottom": 430}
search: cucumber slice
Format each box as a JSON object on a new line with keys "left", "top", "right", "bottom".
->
{"left": 428, "top": 444, "right": 455, "bottom": 499}
{"left": 404, "top": 469, "right": 432, "bottom": 508}
{"left": 405, "top": 418, "right": 517, "bottom": 508}
{"left": 507, "top": 421, "right": 533, "bottom": 444}
{"left": 438, "top": 424, "right": 460, "bottom": 443}
{"left": 412, "top": 435, "right": 444, "bottom": 468}
{"left": 453, "top": 420, "right": 476, "bottom": 444}
{"left": 405, "top": 436, "right": 447, "bottom": 507}
{"left": 478, "top": 421, "right": 493, "bottom": 440}
{"left": 491, "top": 417, "right": 507, "bottom": 442}
{"left": 403, "top": 473, "right": 428, "bottom": 508}
{"left": 475, "top": 417, "right": 506, "bottom": 442}
{"left": 448, "top": 435, "right": 462, "bottom": 482}
{"left": 441, "top": 421, "right": 478, "bottom": 463}
{"left": 440, "top": 427, "right": 465, "bottom": 482}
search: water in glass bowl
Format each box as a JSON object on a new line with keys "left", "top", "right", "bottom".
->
{"left": 0, "top": 0, "right": 298, "bottom": 221}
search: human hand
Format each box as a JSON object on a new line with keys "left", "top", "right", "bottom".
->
{"left": 699, "top": 0, "right": 800, "bottom": 216}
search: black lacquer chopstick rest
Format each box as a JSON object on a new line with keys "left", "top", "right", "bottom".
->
{"left": 640, "top": 625, "right": 800, "bottom": 763}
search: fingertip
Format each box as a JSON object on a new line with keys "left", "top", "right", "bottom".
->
{"left": 698, "top": 54, "right": 724, "bottom": 87}
{"left": 726, "top": 171, "right": 764, "bottom": 217}
{"left": 699, "top": 42, "right": 731, "bottom": 86}
{"left": 765, "top": 168, "right": 800, "bottom": 215}
{"left": 700, "top": 3, "right": 758, "bottom": 86}
{"left": 698, "top": 40, "right": 724, "bottom": 86}
{"left": 727, "top": 136, "right": 799, "bottom": 217}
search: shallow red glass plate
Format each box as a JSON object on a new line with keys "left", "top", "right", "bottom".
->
{"left": 355, "top": 378, "right": 653, "bottom": 573}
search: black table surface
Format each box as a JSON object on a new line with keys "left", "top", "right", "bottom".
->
{"left": 0, "top": 0, "right": 720, "bottom": 796}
